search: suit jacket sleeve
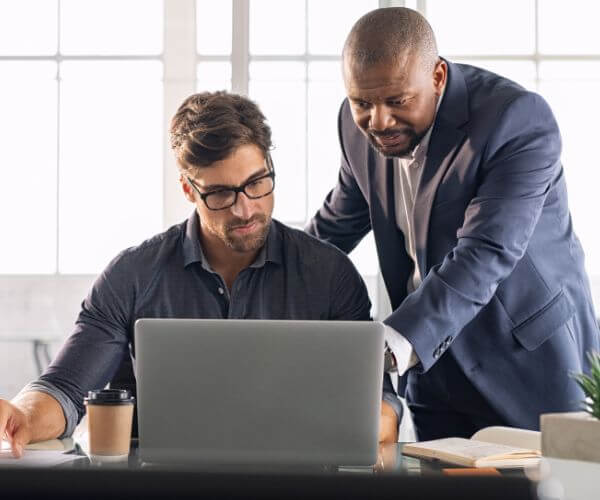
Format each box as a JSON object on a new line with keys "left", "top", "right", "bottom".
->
{"left": 305, "top": 103, "right": 372, "bottom": 253}
{"left": 386, "top": 91, "right": 563, "bottom": 371}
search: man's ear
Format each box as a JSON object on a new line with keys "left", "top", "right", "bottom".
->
{"left": 180, "top": 175, "right": 196, "bottom": 204}
{"left": 433, "top": 58, "right": 447, "bottom": 96}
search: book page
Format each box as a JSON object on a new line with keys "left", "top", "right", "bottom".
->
{"left": 471, "top": 426, "right": 541, "bottom": 452}
{"left": 403, "top": 438, "right": 540, "bottom": 468}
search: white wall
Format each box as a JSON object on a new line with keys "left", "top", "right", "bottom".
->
{"left": 0, "top": 275, "right": 96, "bottom": 397}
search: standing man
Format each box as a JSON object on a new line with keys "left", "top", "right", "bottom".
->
{"left": 307, "top": 7, "right": 600, "bottom": 440}
{"left": 0, "top": 91, "right": 401, "bottom": 457}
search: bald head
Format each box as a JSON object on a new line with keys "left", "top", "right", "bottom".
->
{"left": 343, "top": 7, "right": 438, "bottom": 74}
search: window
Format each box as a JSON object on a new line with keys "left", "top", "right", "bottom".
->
{"left": 0, "top": 0, "right": 164, "bottom": 274}
{"left": 3, "top": 0, "right": 599, "bottom": 311}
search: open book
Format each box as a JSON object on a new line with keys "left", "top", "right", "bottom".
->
{"left": 402, "top": 426, "right": 541, "bottom": 469}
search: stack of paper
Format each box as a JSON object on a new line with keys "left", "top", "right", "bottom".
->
{"left": 0, "top": 439, "right": 82, "bottom": 467}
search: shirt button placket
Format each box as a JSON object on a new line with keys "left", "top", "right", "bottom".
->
{"left": 213, "top": 275, "right": 230, "bottom": 317}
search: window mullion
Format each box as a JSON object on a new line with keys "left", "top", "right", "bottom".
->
{"left": 304, "top": 0, "right": 309, "bottom": 223}
{"left": 232, "top": 0, "right": 249, "bottom": 95}
{"left": 163, "top": 0, "right": 197, "bottom": 229}
{"left": 534, "top": 0, "right": 541, "bottom": 91}
{"left": 56, "top": 0, "right": 62, "bottom": 274}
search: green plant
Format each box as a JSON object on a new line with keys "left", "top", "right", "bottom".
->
{"left": 573, "top": 351, "right": 600, "bottom": 419}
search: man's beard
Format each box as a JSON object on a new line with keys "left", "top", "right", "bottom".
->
{"left": 368, "top": 127, "right": 423, "bottom": 158}
{"left": 221, "top": 213, "right": 271, "bottom": 253}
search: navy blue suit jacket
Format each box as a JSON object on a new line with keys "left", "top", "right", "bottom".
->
{"left": 306, "top": 61, "right": 600, "bottom": 430}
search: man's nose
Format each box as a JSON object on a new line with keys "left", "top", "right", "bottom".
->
{"left": 230, "top": 191, "right": 254, "bottom": 219}
{"left": 369, "top": 105, "right": 395, "bottom": 132}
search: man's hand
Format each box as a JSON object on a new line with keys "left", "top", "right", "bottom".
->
{"left": 375, "top": 443, "right": 398, "bottom": 473}
{"left": 0, "top": 399, "right": 32, "bottom": 458}
{"left": 0, "top": 391, "right": 66, "bottom": 458}
{"left": 378, "top": 400, "right": 399, "bottom": 444}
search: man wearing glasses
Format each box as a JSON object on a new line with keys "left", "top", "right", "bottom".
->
{"left": 0, "top": 92, "right": 402, "bottom": 456}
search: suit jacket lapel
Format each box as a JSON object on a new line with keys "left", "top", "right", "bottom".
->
{"left": 370, "top": 148, "right": 395, "bottom": 221}
{"left": 413, "top": 61, "right": 469, "bottom": 276}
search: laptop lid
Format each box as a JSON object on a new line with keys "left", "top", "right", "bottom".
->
{"left": 134, "top": 319, "right": 384, "bottom": 467}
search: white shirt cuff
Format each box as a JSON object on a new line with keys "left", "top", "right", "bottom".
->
{"left": 384, "top": 324, "right": 419, "bottom": 375}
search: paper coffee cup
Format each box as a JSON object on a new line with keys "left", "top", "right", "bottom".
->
{"left": 84, "top": 389, "right": 135, "bottom": 462}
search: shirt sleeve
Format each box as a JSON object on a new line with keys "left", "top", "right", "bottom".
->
{"left": 327, "top": 250, "right": 372, "bottom": 321}
{"left": 35, "top": 251, "right": 135, "bottom": 430}
{"left": 384, "top": 324, "right": 420, "bottom": 375}
{"left": 17, "top": 380, "right": 79, "bottom": 439}
{"left": 382, "top": 373, "right": 404, "bottom": 434}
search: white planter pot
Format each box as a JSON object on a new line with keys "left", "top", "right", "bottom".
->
{"left": 541, "top": 411, "right": 600, "bottom": 463}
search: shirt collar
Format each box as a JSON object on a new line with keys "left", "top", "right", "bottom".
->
{"left": 183, "top": 211, "right": 205, "bottom": 268}
{"left": 182, "top": 211, "right": 283, "bottom": 269}
{"left": 249, "top": 219, "right": 283, "bottom": 268}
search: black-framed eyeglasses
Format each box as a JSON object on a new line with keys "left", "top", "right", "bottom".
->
{"left": 187, "top": 155, "right": 276, "bottom": 211}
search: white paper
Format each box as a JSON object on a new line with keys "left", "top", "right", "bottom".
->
{"left": 0, "top": 440, "right": 82, "bottom": 467}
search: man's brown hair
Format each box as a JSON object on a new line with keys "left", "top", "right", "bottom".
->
{"left": 170, "top": 91, "right": 272, "bottom": 172}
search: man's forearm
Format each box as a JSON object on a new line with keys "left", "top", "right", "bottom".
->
{"left": 11, "top": 391, "right": 66, "bottom": 443}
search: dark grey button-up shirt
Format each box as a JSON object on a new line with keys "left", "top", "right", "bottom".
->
{"left": 24, "top": 212, "right": 400, "bottom": 436}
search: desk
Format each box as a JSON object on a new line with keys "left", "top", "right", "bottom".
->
{"left": 0, "top": 468, "right": 539, "bottom": 500}
{"left": 0, "top": 441, "right": 538, "bottom": 499}
{"left": 63, "top": 438, "right": 530, "bottom": 476}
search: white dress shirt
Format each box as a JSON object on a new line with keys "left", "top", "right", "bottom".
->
{"left": 384, "top": 87, "right": 445, "bottom": 375}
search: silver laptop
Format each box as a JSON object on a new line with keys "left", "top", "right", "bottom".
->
{"left": 134, "top": 319, "right": 384, "bottom": 467}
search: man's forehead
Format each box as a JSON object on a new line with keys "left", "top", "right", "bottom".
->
{"left": 182, "top": 143, "right": 268, "bottom": 185}
{"left": 345, "top": 72, "right": 413, "bottom": 102}
{"left": 344, "top": 55, "right": 417, "bottom": 97}
{"left": 344, "top": 47, "right": 413, "bottom": 72}
{"left": 186, "top": 162, "right": 268, "bottom": 187}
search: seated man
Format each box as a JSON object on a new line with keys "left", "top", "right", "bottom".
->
{"left": 0, "top": 91, "right": 401, "bottom": 457}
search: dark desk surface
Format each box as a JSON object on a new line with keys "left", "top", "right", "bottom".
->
{"left": 39, "top": 440, "right": 528, "bottom": 478}
{"left": 64, "top": 441, "right": 528, "bottom": 475}
{"left": 0, "top": 441, "right": 539, "bottom": 499}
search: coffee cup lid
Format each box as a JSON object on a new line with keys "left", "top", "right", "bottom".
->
{"left": 84, "top": 389, "right": 135, "bottom": 405}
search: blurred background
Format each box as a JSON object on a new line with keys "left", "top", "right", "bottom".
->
{"left": 1, "top": 0, "right": 599, "bottom": 397}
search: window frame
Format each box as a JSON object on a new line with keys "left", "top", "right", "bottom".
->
{"left": 5, "top": 0, "right": 599, "bottom": 315}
